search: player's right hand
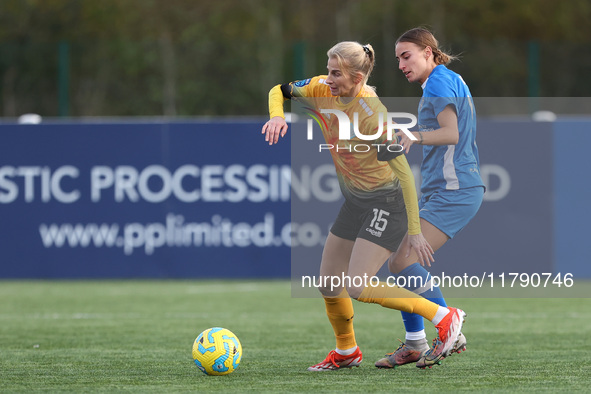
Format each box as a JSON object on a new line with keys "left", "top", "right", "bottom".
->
{"left": 262, "top": 116, "right": 288, "bottom": 145}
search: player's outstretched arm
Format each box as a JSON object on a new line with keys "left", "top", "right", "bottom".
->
{"left": 262, "top": 84, "right": 289, "bottom": 145}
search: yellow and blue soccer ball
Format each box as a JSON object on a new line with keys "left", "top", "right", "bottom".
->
{"left": 192, "top": 327, "right": 242, "bottom": 375}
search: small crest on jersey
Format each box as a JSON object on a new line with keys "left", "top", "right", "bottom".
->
{"left": 294, "top": 79, "right": 311, "bottom": 87}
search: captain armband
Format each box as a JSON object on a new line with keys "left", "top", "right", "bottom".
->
{"left": 280, "top": 84, "right": 293, "bottom": 99}
{"left": 376, "top": 143, "right": 404, "bottom": 162}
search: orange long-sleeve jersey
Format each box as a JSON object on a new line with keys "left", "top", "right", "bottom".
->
{"left": 269, "top": 76, "right": 421, "bottom": 235}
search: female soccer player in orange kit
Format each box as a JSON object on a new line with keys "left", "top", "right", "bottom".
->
{"left": 262, "top": 41, "right": 466, "bottom": 370}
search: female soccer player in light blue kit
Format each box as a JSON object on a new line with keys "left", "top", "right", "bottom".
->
{"left": 375, "top": 27, "right": 485, "bottom": 369}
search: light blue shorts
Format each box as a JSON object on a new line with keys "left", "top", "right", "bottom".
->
{"left": 419, "top": 186, "right": 485, "bottom": 239}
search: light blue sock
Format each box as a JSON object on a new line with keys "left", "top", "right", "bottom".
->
{"left": 397, "top": 263, "right": 447, "bottom": 336}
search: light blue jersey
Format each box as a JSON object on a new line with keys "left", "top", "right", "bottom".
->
{"left": 418, "top": 65, "right": 484, "bottom": 196}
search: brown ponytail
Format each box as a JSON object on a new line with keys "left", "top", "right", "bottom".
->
{"left": 396, "top": 27, "right": 457, "bottom": 65}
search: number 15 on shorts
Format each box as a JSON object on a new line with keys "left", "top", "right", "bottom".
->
{"left": 370, "top": 209, "right": 390, "bottom": 232}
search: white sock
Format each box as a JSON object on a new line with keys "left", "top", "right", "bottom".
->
{"left": 431, "top": 306, "right": 450, "bottom": 326}
{"left": 335, "top": 346, "right": 357, "bottom": 356}
{"left": 405, "top": 330, "right": 427, "bottom": 341}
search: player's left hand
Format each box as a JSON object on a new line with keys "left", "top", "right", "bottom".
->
{"left": 395, "top": 131, "right": 417, "bottom": 154}
{"left": 406, "top": 233, "right": 435, "bottom": 267}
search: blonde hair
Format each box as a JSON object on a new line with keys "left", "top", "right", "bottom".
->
{"left": 327, "top": 41, "right": 376, "bottom": 93}
{"left": 396, "top": 27, "right": 457, "bottom": 65}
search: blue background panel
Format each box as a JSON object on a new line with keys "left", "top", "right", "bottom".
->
{"left": 0, "top": 119, "right": 588, "bottom": 279}
{"left": 0, "top": 121, "right": 291, "bottom": 278}
{"left": 553, "top": 120, "right": 590, "bottom": 277}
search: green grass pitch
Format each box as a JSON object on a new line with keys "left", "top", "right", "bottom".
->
{"left": 1, "top": 280, "right": 590, "bottom": 392}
